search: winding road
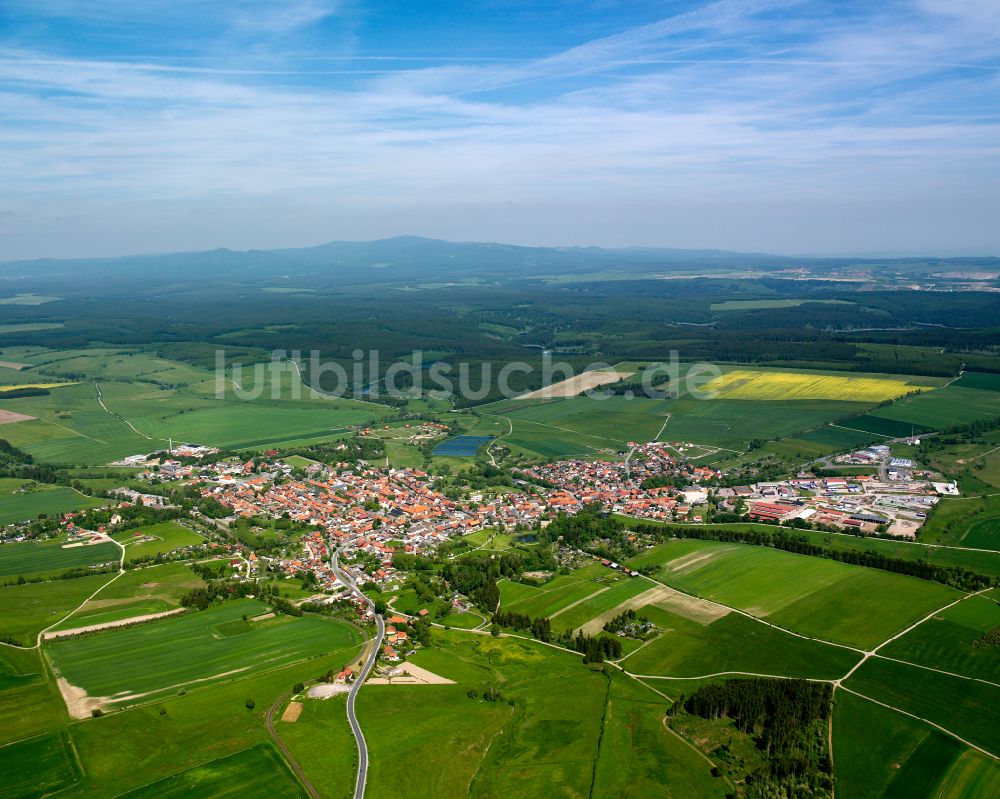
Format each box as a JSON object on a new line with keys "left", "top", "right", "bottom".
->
{"left": 330, "top": 548, "right": 385, "bottom": 799}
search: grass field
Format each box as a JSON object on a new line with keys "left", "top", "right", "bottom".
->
{"left": 282, "top": 455, "right": 317, "bottom": 469}
{"left": 548, "top": 575, "right": 652, "bottom": 633}
{"left": 47, "top": 599, "right": 363, "bottom": 707}
{"left": 622, "top": 606, "right": 860, "bottom": 679}
{"left": 703, "top": 368, "right": 936, "bottom": 402}
{"left": 590, "top": 672, "right": 727, "bottom": 799}
{"left": 834, "top": 689, "right": 953, "bottom": 799}
{"left": 499, "top": 567, "right": 620, "bottom": 621}
{"left": 0, "top": 536, "right": 120, "bottom": 580}
{"left": 845, "top": 658, "right": 1000, "bottom": 756}
{"left": 835, "top": 690, "right": 932, "bottom": 799}
{"left": 0, "top": 648, "right": 65, "bottom": 745}
{"left": 0, "top": 731, "right": 81, "bottom": 799}
{"left": 877, "top": 594, "right": 1000, "bottom": 682}
{"left": 278, "top": 695, "right": 357, "bottom": 799}
{"left": 441, "top": 610, "right": 486, "bottom": 629}
{"left": 920, "top": 494, "right": 1000, "bottom": 550}
{"left": 54, "top": 644, "right": 362, "bottom": 797}
{"left": 627, "top": 540, "right": 960, "bottom": 649}
{"left": 115, "top": 744, "right": 308, "bottom": 798}
{"left": 0, "top": 363, "right": 388, "bottom": 464}
{"left": 113, "top": 521, "right": 205, "bottom": 562}
{"left": 484, "top": 391, "right": 875, "bottom": 456}
{"left": 858, "top": 374, "right": 1000, "bottom": 432}
{"left": 616, "top": 515, "right": 1000, "bottom": 578}
{"left": 51, "top": 562, "right": 208, "bottom": 631}
{"left": 0, "top": 478, "right": 106, "bottom": 525}
{"left": 359, "top": 630, "right": 723, "bottom": 799}
{"left": 930, "top": 750, "right": 1000, "bottom": 798}
{"left": 0, "top": 573, "right": 115, "bottom": 645}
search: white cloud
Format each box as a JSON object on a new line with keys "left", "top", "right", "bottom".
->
{"left": 0, "top": 0, "right": 998, "bottom": 258}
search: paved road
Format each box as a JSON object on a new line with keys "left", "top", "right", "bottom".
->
{"left": 331, "top": 548, "right": 385, "bottom": 799}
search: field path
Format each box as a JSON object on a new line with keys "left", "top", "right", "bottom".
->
{"left": 548, "top": 586, "right": 609, "bottom": 620}
{"left": 43, "top": 608, "right": 186, "bottom": 639}
{"left": 94, "top": 382, "right": 156, "bottom": 440}
{"left": 267, "top": 690, "right": 322, "bottom": 799}
{"left": 486, "top": 415, "right": 512, "bottom": 467}
{"left": 483, "top": 411, "right": 618, "bottom": 447}
{"left": 838, "top": 686, "right": 1000, "bottom": 762}
{"left": 0, "top": 538, "right": 128, "bottom": 651}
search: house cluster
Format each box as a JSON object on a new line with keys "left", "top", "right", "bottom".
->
{"left": 203, "top": 460, "right": 549, "bottom": 588}
{"left": 110, "top": 488, "right": 175, "bottom": 508}
{"left": 516, "top": 443, "right": 720, "bottom": 522}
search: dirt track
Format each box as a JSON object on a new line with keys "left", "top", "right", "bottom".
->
{"left": 367, "top": 663, "right": 455, "bottom": 685}
{"left": 43, "top": 609, "right": 186, "bottom": 639}
{"left": 578, "top": 585, "right": 728, "bottom": 635}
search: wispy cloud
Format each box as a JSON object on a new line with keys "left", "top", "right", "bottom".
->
{"left": 0, "top": 0, "right": 998, "bottom": 258}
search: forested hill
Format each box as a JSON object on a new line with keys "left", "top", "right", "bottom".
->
{"left": 2, "top": 236, "right": 999, "bottom": 295}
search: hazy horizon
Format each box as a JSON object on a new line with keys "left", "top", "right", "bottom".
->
{"left": 3, "top": 233, "right": 999, "bottom": 266}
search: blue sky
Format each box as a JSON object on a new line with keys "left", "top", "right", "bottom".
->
{"left": 1, "top": 0, "right": 998, "bottom": 259}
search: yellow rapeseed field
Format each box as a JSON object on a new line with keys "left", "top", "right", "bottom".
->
{"left": 702, "top": 370, "right": 929, "bottom": 402}
{"left": 0, "top": 382, "right": 79, "bottom": 391}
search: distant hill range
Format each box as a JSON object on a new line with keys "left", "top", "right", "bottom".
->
{"left": 2, "top": 236, "right": 998, "bottom": 294}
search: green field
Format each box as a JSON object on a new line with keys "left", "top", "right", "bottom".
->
{"left": 0, "top": 536, "right": 120, "bottom": 580}
{"left": 499, "top": 564, "right": 615, "bottom": 620}
{"left": 833, "top": 688, "right": 1000, "bottom": 799}
{"left": 115, "top": 744, "right": 308, "bottom": 799}
{"left": 278, "top": 695, "right": 357, "bottom": 799}
{"left": 113, "top": 521, "right": 205, "bottom": 562}
{"left": 0, "top": 647, "right": 65, "bottom": 745}
{"left": 360, "top": 630, "right": 723, "bottom": 799}
{"left": 616, "top": 515, "right": 1000, "bottom": 578}
{"left": 920, "top": 495, "right": 1000, "bottom": 550}
{"left": 0, "top": 478, "right": 106, "bottom": 526}
{"left": 281, "top": 455, "right": 317, "bottom": 469}
{"left": 622, "top": 606, "right": 860, "bottom": 680}
{"left": 590, "top": 672, "right": 728, "bottom": 798}
{"left": 858, "top": 375, "right": 1000, "bottom": 432}
{"left": 845, "top": 658, "right": 1000, "bottom": 756}
{"left": 548, "top": 575, "right": 651, "bottom": 633}
{"left": 878, "top": 594, "right": 1000, "bottom": 682}
{"left": 0, "top": 573, "right": 115, "bottom": 645}
{"left": 485, "top": 391, "right": 876, "bottom": 456}
{"left": 51, "top": 561, "right": 208, "bottom": 631}
{"left": 0, "top": 731, "right": 81, "bottom": 799}
{"left": 0, "top": 365, "right": 388, "bottom": 464}
{"left": 52, "top": 642, "right": 362, "bottom": 797}
{"left": 627, "top": 540, "right": 960, "bottom": 649}
{"left": 47, "top": 600, "right": 363, "bottom": 706}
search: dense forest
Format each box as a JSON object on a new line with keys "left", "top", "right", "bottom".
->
{"left": 3, "top": 240, "right": 1000, "bottom": 404}
{"left": 671, "top": 678, "right": 834, "bottom": 799}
